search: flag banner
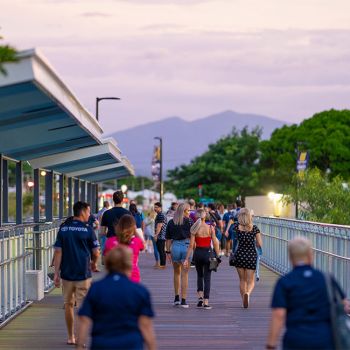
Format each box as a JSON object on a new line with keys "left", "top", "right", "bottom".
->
{"left": 152, "top": 146, "right": 160, "bottom": 181}
{"left": 296, "top": 151, "right": 309, "bottom": 173}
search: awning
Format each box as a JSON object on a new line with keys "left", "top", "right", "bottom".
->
{"left": 67, "top": 156, "right": 135, "bottom": 182}
{"left": 28, "top": 138, "right": 122, "bottom": 173}
{"left": 0, "top": 49, "right": 102, "bottom": 160}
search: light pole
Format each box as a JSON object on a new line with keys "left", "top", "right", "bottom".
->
{"left": 96, "top": 97, "right": 120, "bottom": 121}
{"left": 154, "top": 137, "right": 163, "bottom": 205}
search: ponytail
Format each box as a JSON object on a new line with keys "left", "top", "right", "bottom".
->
{"left": 190, "top": 218, "right": 202, "bottom": 235}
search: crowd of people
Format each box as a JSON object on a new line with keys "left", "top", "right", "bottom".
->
{"left": 52, "top": 191, "right": 349, "bottom": 350}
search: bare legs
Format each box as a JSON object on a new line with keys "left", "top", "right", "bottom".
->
{"left": 236, "top": 268, "right": 256, "bottom": 308}
{"left": 173, "top": 262, "right": 188, "bottom": 299}
{"left": 64, "top": 304, "right": 75, "bottom": 344}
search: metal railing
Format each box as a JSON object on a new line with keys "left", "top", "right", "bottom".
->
{"left": 0, "top": 224, "right": 34, "bottom": 324}
{"left": 254, "top": 216, "right": 350, "bottom": 297}
{"left": 0, "top": 219, "right": 64, "bottom": 325}
{"left": 25, "top": 220, "right": 64, "bottom": 292}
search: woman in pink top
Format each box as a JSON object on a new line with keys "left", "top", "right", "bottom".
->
{"left": 104, "top": 215, "right": 145, "bottom": 283}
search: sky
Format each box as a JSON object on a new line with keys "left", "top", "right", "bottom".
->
{"left": 1, "top": 0, "right": 350, "bottom": 133}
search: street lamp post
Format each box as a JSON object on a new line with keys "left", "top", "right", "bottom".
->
{"left": 154, "top": 137, "right": 163, "bottom": 205}
{"left": 96, "top": 97, "right": 121, "bottom": 121}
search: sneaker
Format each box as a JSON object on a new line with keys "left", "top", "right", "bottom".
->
{"left": 190, "top": 261, "right": 195, "bottom": 268}
{"left": 203, "top": 304, "right": 212, "bottom": 310}
{"left": 173, "top": 295, "right": 180, "bottom": 306}
{"left": 180, "top": 299, "right": 189, "bottom": 308}
{"left": 243, "top": 293, "right": 249, "bottom": 309}
{"left": 196, "top": 298, "right": 204, "bottom": 308}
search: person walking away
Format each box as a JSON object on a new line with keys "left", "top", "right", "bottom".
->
{"left": 165, "top": 203, "right": 193, "bottom": 308}
{"left": 96, "top": 201, "right": 110, "bottom": 254}
{"left": 100, "top": 190, "right": 130, "bottom": 239}
{"left": 104, "top": 215, "right": 145, "bottom": 283}
{"left": 129, "top": 203, "right": 146, "bottom": 233}
{"left": 53, "top": 201, "right": 100, "bottom": 345}
{"left": 188, "top": 199, "right": 197, "bottom": 222}
{"left": 230, "top": 208, "right": 262, "bottom": 308}
{"left": 223, "top": 204, "right": 235, "bottom": 256}
{"left": 77, "top": 245, "right": 156, "bottom": 350}
{"left": 166, "top": 202, "right": 178, "bottom": 223}
{"left": 266, "top": 237, "right": 350, "bottom": 350}
{"left": 207, "top": 203, "right": 223, "bottom": 255}
{"left": 154, "top": 202, "right": 167, "bottom": 268}
{"left": 184, "top": 209, "right": 221, "bottom": 309}
{"left": 225, "top": 200, "right": 242, "bottom": 252}
{"left": 217, "top": 203, "right": 226, "bottom": 254}
{"left": 144, "top": 211, "right": 160, "bottom": 266}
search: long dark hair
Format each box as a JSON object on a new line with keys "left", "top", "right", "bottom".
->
{"left": 129, "top": 203, "right": 138, "bottom": 215}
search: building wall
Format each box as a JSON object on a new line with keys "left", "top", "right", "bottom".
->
{"left": 245, "top": 195, "right": 295, "bottom": 218}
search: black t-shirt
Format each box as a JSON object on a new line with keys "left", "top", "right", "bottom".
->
{"left": 101, "top": 207, "right": 131, "bottom": 238}
{"left": 166, "top": 218, "right": 193, "bottom": 240}
{"left": 54, "top": 219, "right": 100, "bottom": 281}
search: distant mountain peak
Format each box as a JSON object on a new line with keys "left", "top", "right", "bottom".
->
{"left": 110, "top": 111, "right": 288, "bottom": 176}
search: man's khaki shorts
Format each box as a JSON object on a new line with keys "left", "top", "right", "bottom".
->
{"left": 62, "top": 278, "right": 92, "bottom": 308}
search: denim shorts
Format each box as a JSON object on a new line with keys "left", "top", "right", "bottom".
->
{"left": 171, "top": 239, "right": 190, "bottom": 263}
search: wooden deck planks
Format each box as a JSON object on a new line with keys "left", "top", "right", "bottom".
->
{"left": 0, "top": 253, "right": 279, "bottom": 349}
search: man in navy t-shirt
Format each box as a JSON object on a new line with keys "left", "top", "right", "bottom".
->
{"left": 266, "top": 237, "right": 349, "bottom": 350}
{"left": 53, "top": 201, "right": 100, "bottom": 346}
{"left": 101, "top": 190, "right": 130, "bottom": 238}
{"left": 77, "top": 245, "right": 156, "bottom": 350}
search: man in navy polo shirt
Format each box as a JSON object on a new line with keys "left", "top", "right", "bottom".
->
{"left": 77, "top": 245, "right": 156, "bottom": 350}
{"left": 53, "top": 201, "right": 100, "bottom": 346}
{"left": 266, "top": 237, "right": 349, "bottom": 350}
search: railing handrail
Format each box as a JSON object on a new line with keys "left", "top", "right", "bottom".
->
{"left": 256, "top": 215, "right": 350, "bottom": 230}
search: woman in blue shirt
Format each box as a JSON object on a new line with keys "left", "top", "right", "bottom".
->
{"left": 77, "top": 245, "right": 156, "bottom": 350}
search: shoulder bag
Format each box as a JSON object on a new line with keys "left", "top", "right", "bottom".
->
{"left": 324, "top": 273, "right": 350, "bottom": 350}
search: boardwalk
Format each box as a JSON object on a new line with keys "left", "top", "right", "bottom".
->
{"left": 0, "top": 254, "right": 278, "bottom": 350}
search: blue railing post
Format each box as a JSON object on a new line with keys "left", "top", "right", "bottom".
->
{"left": 45, "top": 171, "right": 53, "bottom": 222}
{"left": 16, "top": 161, "right": 23, "bottom": 225}
{"left": 58, "top": 174, "right": 64, "bottom": 219}
{"left": 33, "top": 169, "right": 40, "bottom": 223}
{"left": 68, "top": 177, "right": 73, "bottom": 216}
{"left": 2, "top": 158, "right": 8, "bottom": 224}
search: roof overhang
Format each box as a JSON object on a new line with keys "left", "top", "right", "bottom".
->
{"left": 28, "top": 138, "right": 123, "bottom": 174}
{"left": 69, "top": 163, "right": 131, "bottom": 183}
{"left": 0, "top": 49, "right": 103, "bottom": 160}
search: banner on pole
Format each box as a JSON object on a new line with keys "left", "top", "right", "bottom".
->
{"left": 151, "top": 146, "right": 161, "bottom": 182}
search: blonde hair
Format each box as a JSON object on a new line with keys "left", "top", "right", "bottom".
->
{"left": 288, "top": 237, "right": 312, "bottom": 262}
{"left": 238, "top": 208, "right": 253, "bottom": 232}
{"left": 173, "top": 202, "right": 190, "bottom": 225}
{"left": 190, "top": 209, "right": 206, "bottom": 234}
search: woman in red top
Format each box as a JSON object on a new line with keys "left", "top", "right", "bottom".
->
{"left": 184, "top": 209, "right": 220, "bottom": 309}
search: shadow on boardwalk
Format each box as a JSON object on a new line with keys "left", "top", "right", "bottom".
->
{"left": 0, "top": 253, "right": 278, "bottom": 350}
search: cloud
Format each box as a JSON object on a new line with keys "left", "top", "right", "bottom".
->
{"left": 80, "top": 12, "right": 112, "bottom": 17}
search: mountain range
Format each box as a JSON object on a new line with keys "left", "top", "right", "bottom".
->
{"left": 109, "top": 110, "right": 289, "bottom": 176}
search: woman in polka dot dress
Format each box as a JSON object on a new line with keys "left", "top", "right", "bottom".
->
{"left": 232, "top": 208, "right": 262, "bottom": 308}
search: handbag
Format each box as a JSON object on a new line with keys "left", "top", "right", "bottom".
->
{"left": 324, "top": 273, "right": 350, "bottom": 350}
{"left": 208, "top": 248, "right": 219, "bottom": 272}
{"left": 229, "top": 240, "right": 239, "bottom": 266}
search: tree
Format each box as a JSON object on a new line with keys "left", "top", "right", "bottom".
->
{"left": 259, "top": 109, "right": 350, "bottom": 191}
{"left": 283, "top": 168, "right": 350, "bottom": 224}
{"left": 167, "top": 127, "right": 262, "bottom": 202}
{"left": 0, "top": 35, "right": 17, "bottom": 76}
